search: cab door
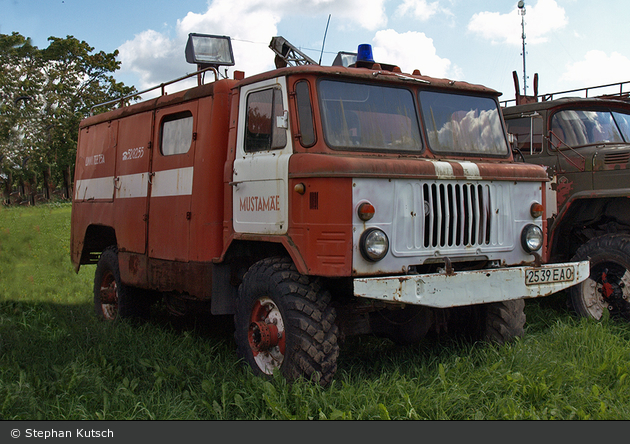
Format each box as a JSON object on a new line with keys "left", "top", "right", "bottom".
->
{"left": 148, "top": 102, "right": 198, "bottom": 261}
{"left": 232, "top": 77, "right": 292, "bottom": 234}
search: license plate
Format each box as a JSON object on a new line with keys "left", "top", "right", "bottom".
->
{"left": 525, "top": 266, "right": 575, "bottom": 285}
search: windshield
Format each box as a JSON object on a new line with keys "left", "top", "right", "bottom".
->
{"left": 319, "top": 80, "right": 422, "bottom": 152}
{"left": 612, "top": 111, "right": 630, "bottom": 142}
{"left": 419, "top": 91, "right": 509, "bottom": 156}
{"left": 551, "top": 109, "right": 627, "bottom": 147}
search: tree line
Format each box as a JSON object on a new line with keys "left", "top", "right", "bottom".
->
{"left": 0, "top": 32, "right": 136, "bottom": 205}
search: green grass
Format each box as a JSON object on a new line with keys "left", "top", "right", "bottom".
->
{"left": 1, "top": 204, "right": 630, "bottom": 420}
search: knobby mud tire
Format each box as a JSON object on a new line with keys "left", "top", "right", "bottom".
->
{"left": 568, "top": 234, "right": 630, "bottom": 321}
{"left": 234, "top": 257, "right": 340, "bottom": 386}
{"left": 482, "top": 299, "right": 526, "bottom": 344}
{"left": 446, "top": 299, "right": 525, "bottom": 344}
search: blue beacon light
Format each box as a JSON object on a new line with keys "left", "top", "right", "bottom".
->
{"left": 356, "top": 44, "right": 374, "bottom": 63}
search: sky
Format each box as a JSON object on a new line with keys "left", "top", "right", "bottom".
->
{"left": 3, "top": 0, "right": 630, "bottom": 103}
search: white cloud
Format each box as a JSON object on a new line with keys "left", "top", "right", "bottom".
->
{"left": 395, "top": 0, "right": 440, "bottom": 20}
{"left": 118, "top": 0, "right": 389, "bottom": 92}
{"left": 311, "top": 0, "right": 388, "bottom": 31}
{"left": 559, "top": 50, "right": 630, "bottom": 89}
{"left": 467, "top": 0, "right": 567, "bottom": 46}
{"left": 119, "top": 0, "right": 281, "bottom": 91}
{"left": 372, "top": 29, "right": 457, "bottom": 79}
{"left": 118, "top": 30, "right": 182, "bottom": 91}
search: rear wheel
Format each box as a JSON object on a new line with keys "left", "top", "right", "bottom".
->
{"left": 568, "top": 234, "right": 630, "bottom": 321}
{"left": 93, "top": 247, "right": 151, "bottom": 321}
{"left": 234, "top": 257, "right": 339, "bottom": 385}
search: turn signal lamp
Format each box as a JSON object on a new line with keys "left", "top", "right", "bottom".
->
{"left": 358, "top": 202, "right": 375, "bottom": 221}
{"left": 530, "top": 202, "right": 544, "bottom": 218}
{"left": 357, "top": 44, "right": 374, "bottom": 63}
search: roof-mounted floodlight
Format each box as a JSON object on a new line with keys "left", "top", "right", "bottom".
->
{"left": 185, "top": 33, "right": 235, "bottom": 69}
{"left": 332, "top": 51, "right": 357, "bottom": 67}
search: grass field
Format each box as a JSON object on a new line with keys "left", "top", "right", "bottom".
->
{"left": 1, "top": 203, "right": 630, "bottom": 420}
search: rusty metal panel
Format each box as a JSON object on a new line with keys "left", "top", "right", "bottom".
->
{"left": 71, "top": 121, "right": 119, "bottom": 269}
{"left": 118, "top": 251, "right": 149, "bottom": 287}
{"left": 189, "top": 93, "right": 231, "bottom": 262}
{"left": 288, "top": 152, "right": 548, "bottom": 182}
{"left": 147, "top": 258, "right": 213, "bottom": 299}
{"left": 114, "top": 111, "right": 153, "bottom": 254}
{"left": 593, "top": 146, "right": 630, "bottom": 190}
{"left": 148, "top": 102, "right": 198, "bottom": 261}
{"left": 74, "top": 121, "right": 117, "bottom": 202}
{"left": 354, "top": 260, "right": 590, "bottom": 308}
{"left": 288, "top": 177, "right": 353, "bottom": 276}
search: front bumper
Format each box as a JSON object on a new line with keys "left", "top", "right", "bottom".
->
{"left": 353, "top": 261, "right": 590, "bottom": 308}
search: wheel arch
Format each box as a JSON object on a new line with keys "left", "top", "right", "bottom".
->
{"left": 548, "top": 193, "right": 630, "bottom": 262}
{"left": 78, "top": 224, "right": 117, "bottom": 267}
{"left": 210, "top": 238, "right": 302, "bottom": 315}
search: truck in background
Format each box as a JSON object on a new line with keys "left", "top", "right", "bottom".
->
{"left": 502, "top": 75, "right": 630, "bottom": 321}
{"left": 71, "top": 36, "right": 588, "bottom": 385}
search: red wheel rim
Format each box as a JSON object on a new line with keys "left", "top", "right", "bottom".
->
{"left": 247, "top": 297, "right": 286, "bottom": 375}
{"left": 99, "top": 270, "right": 119, "bottom": 321}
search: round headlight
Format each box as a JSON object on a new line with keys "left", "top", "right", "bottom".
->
{"left": 360, "top": 228, "right": 389, "bottom": 262}
{"left": 521, "top": 224, "right": 543, "bottom": 253}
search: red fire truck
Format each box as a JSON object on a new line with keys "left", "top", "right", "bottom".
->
{"left": 71, "top": 34, "right": 588, "bottom": 385}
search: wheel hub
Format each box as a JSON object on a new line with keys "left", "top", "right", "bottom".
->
{"left": 100, "top": 284, "right": 118, "bottom": 305}
{"left": 98, "top": 270, "right": 119, "bottom": 321}
{"left": 249, "top": 320, "right": 280, "bottom": 351}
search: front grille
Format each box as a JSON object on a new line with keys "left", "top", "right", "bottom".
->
{"left": 393, "top": 180, "right": 509, "bottom": 255}
{"left": 422, "top": 183, "right": 491, "bottom": 248}
{"left": 604, "top": 152, "right": 630, "bottom": 165}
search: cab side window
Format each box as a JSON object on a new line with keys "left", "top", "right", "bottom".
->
{"left": 245, "top": 88, "right": 287, "bottom": 152}
{"left": 295, "top": 81, "right": 316, "bottom": 147}
{"left": 161, "top": 111, "right": 194, "bottom": 156}
{"left": 505, "top": 116, "right": 543, "bottom": 155}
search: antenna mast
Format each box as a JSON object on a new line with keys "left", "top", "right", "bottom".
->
{"left": 319, "top": 14, "right": 331, "bottom": 65}
{"left": 518, "top": 1, "right": 527, "bottom": 96}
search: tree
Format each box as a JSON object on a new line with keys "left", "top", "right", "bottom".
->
{"left": 0, "top": 32, "right": 137, "bottom": 203}
{"left": 0, "top": 33, "right": 42, "bottom": 203}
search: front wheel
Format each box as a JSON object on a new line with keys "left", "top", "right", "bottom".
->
{"left": 234, "top": 257, "right": 339, "bottom": 385}
{"left": 568, "top": 234, "right": 630, "bottom": 321}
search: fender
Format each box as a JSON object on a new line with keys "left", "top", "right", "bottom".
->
{"left": 548, "top": 189, "right": 630, "bottom": 259}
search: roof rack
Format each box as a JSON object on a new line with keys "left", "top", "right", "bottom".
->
{"left": 89, "top": 66, "right": 220, "bottom": 116}
{"left": 502, "top": 76, "right": 630, "bottom": 107}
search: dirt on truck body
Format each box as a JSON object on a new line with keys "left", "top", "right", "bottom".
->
{"left": 503, "top": 78, "right": 630, "bottom": 323}
{"left": 71, "top": 35, "right": 588, "bottom": 385}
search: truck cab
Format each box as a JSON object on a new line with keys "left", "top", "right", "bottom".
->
{"left": 503, "top": 91, "right": 630, "bottom": 322}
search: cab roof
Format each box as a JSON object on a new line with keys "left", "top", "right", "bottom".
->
{"left": 502, "top": 96, "right": 630, "bottom": 117}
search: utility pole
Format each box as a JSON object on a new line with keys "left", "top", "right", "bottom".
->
{"left": 518, "top": 1, "right": 527, "bottom": 96}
